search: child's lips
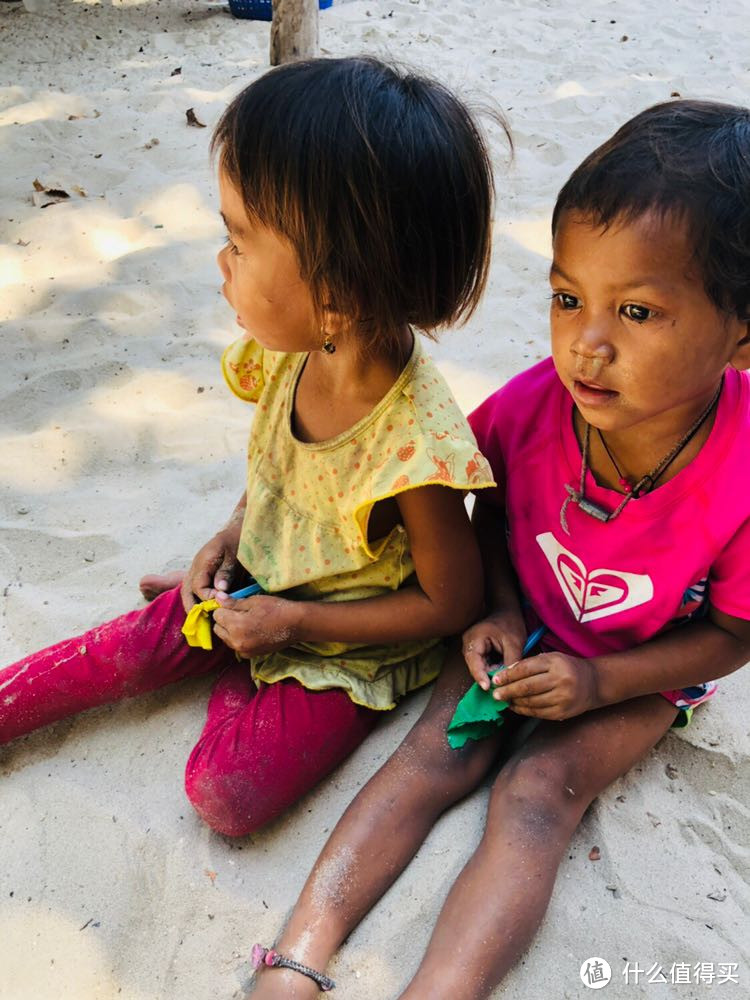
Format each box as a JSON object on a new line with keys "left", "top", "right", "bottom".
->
{"left": 572, "top": 379, "right": 619, "bottom": 406}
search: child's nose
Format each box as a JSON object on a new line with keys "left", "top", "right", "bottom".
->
{"left": 573, "top": 350, "right": 610, "bottom": 381}
{"left": 217, "top": 245, "right": 231, "bottom": 281}
{"left": 571, "top": 340, "right": 614, "bottom": 381}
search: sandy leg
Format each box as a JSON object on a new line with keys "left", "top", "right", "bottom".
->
{"left": 249, "top": 648, "right": 511, "bottom": 999}
{"left": 397, "top": 695, "right": 677, "bottom": 1000}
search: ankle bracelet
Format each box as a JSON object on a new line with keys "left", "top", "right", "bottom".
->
{"left": 251, "top": 944, "right": 336, "bottom": 992}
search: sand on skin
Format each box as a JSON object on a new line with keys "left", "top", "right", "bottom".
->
{"left": 1, "top": 1, "right": 749, "bottom": 998}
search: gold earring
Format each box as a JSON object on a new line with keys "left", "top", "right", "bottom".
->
{"left": 322, "top": 333, "right": 336, "bottom": 355}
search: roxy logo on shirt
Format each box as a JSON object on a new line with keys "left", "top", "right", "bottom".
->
{"left": 536, "top": 532, "right": 654, "bottom": 624}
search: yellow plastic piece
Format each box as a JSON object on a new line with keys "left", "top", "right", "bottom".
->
{"left": 182, "top": 599, "right": 220, "bottom": 650}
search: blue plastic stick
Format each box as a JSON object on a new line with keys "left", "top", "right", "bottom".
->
{"left": 521, "top": 625, "right": 546, "bottom": 657}
{"left": 229, "top": 582, "right": 263, "bottom": 599}
{"left": 486, "top": 624, "right": 546, "bottom": 679}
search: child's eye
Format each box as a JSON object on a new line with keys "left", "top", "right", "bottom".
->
{"left": 621, "top": 303, "right": 653, "bottom": 323}
{"left": 552, "top": 292, "right": 580, "bottom": 310}
{"left": 223, "top": 237, "right": 240, "bottom": 256}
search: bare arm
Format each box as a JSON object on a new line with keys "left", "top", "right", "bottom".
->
{"left": 593, "top": 607, "right": 750, "bottom": 706}
{"left": 472, "top": 497, "right": 522, "bottom": 616}
{"left": 212, "top": 485, "right": 484, "bottom": 655}
{"left": 494, "top": 606, "right": 750, "bottom": 720}
{"left": 294, "top": 486, "right": 483, "bottom": 642}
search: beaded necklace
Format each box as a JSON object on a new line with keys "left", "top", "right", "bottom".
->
{"left": 559, "top": 380, "right": 723, "bottom": 535}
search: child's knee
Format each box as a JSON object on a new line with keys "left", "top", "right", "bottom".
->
{"left": 184, "top": 751, "right": 271, "bottom": 838}
{"left": 488, "top": 754, "right": 585, "bottom": 844}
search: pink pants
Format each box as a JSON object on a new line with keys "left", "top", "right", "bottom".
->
{"left": 0, "top": 587, "right": 379, "bottom": 836}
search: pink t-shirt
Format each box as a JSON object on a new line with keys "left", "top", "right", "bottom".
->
{"left": 469, "top": 359, "right": 750, "bottom": 672}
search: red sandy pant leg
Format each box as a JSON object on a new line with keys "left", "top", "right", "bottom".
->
{"left": 184, "top": 667, "right": 379, "bottom": 836}
{"left": 0, "top": 587, "right": 232, "bottom": 745}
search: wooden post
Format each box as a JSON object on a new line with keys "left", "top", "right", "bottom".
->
{"left": 270, "top": 0, "right": 319, "bottom": 66}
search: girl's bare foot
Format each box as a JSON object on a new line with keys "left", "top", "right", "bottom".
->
{"left": 139, "top": 570, "right": 185, "bottom": 602}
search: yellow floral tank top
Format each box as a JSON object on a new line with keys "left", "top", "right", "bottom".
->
{"left": 221, "top": 334, "right": 495, "bottom": 710}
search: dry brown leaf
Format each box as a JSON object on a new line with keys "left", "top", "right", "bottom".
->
{"left": 186, "top": 107, "right": 206, "bottom": 128}
{"left": 31, "top": 180, "right": 79, "bottom": 208}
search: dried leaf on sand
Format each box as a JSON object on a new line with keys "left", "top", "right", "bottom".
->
{"left": 186, "top": 107, "right": 206, "bottom": 128}
{"left": 31, "top": 179, "right": 88, "bottom": 208}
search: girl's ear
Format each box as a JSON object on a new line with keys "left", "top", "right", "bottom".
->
{"left": 318, "top": 282, "right": 347, "bottom": 335}
{"left": 321, "top": 308, "right": 348, "bottom": 337}
{"left": 320, "top": 298, "right": 357, "bottom": 343}
{"left": 729, "top": 311, "right": 750, "bottom": 371}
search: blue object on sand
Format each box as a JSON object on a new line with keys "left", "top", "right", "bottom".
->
{"left": 229, "top": 0, "right": 332, "bottom": 21}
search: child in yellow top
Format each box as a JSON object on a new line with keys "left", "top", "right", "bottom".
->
{"left": 216, "top": 330, "right": 491, "bottom": 710}
{"left": 0, "top": 59, "right": 499, "bottom": 851}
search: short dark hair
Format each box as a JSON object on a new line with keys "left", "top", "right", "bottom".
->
{"left": 552, "top": 99, "right": 750, "bottom": 319}
{"left": 212, "top": 57, "right": 504, "bottom": 349}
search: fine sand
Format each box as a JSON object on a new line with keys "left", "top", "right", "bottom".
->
{"left": 1, "top": 1, "right": 749, "bottom": 998}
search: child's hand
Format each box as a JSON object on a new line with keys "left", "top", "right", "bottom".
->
{"left": 212, "top": 593, "right": 302, "bottom": 658}
{"left": 492, "top": 652, "right": 599, "bottom": 720}
{"left": 180, "top": 527, "right": 242, "bottom": 613}
{"left": 462, "top": 612, "right": 527, "bottom": 691}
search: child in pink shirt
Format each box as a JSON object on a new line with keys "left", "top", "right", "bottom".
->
{"left": 249, "top": 99, "right": 750, "bottom": 999}
{"left": 467, "top": 352, "right": 750, "bottom": 720}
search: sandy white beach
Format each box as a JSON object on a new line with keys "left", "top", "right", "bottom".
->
{"left": 1, "top": 1, "right": 749, "bottom": 997}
